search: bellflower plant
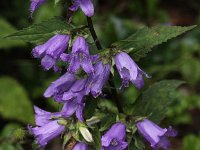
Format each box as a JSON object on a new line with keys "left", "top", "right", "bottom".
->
{"left": 136, "top": 119, "right": 177, "bottom": 150}
{"left": 32, "top": 34, "right": 70, "bottom": 72}
{"left": 8, "top": 0, "right": 194, "bottom": 149}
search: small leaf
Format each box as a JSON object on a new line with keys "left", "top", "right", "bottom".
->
{"left": 62, "top": 132, "right": 72, "bottom": 150}
{"left": 0, "top": 77, "right": 34, "bottom": 123}
{"left": 6, "top": 17, "right": 72, "bottom": 44}
{"left": 112, "top": 25, "right": 196, "bottom": 60}
{"left": 131, "top": 80, "right": 183, "bottom": 123}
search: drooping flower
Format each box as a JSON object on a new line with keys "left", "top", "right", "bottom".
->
{"left": 30, "top": 0, "right": 46, "bottom": 16}
{"left": 73, "top": 142, "right": 88, "bottom": 150}
{"left": 69, "top": 0, "right": 94, "bottom": 17}
{"left": 115, "top": 52, "right": 150, "bottom": 89}
{"left": 32, "top": 34, "right": 70, "bottom": 72}
{"left": 136, "top": 119, "right": 177, "bottom": 150}
{"left": 60, "top": 79, "right": 89, "bottom": 121}
{"left": 61, "top": 99, "right": 85, "bottom": 122}
{"left": 101, "top": 123, "right": 128, "bottom": 150}
{"left": 86, "top": 61, "right": 111, "bottom": 98}
{"left": 62, "top": 78, "right": 87, "bottom": 102}
{"left": 44, "top": 72, "right": 76, "bottom": 99}
{"left": 60, "top": 36, "right": 96, "bottom": 74}
{"left": 28, "top": 107, "right": 65, "bottom": 148}
{"left": 33, "top": 106, "right": 61, "bottom": 126}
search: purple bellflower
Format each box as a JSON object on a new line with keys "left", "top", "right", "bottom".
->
{"left": 60, "top": 36, "right": 96, "bottom": 74}
{"left": 32, "top": 34, "right": 70, "bottom": 72}
{"left": 60, "top": 79, "right": 88, "bottom": 121}
{"left": 115, "top": 52, "right": 150, "bottom": 89}
{"left": 28, "top": 106, "right": 65, "bottom": 148}
{"left": 136, "top": 119, "right": 177, "bottom": 150}
{"left": 70, "top": 0, "right": 94, "bottom": 17}
{"left": 62, "top": 78, "right": 87, "bottom": 102}
{"left": 61, "top": 98, "right": 85, "bottom": 122}
{"left": 73, "top": 142, "right": 88, "bottom": 150}
{"left": 86, "top": 61, "right": 111, "bottom": 98}
{"left": 101, "top": 123, "right": 128, "bottom": 150}
{"left": 44, "top": 72, "right": 76, "bottom": 99}
{"left": 30, "top": 0, "right": 46, "bottom": 16}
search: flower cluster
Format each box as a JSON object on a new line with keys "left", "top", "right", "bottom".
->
{"left": 28, "top": 0, "right": 177, "bottom": 149}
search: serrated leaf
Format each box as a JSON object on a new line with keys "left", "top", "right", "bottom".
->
{"left": 132, "top": 80, "right": 183, "bottom": 123}
{"left": 6, "top": 17, "right": 71, "bottom": 44}
{"left": 0, "top": 77, "right": 34, "bottom": 123}
{"left": 113, "top": 25, "right": 196, "bottom": 60}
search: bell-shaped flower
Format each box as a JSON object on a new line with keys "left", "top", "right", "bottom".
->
{"left": 69, "top": 0, "right": 94, "bottom": 17}
{"left": 101, "top": 123, "right": 128, "bottom": 150}
{"left": 61, "top": 78, "right": 87, "bottom": 102}
{"left": 30, "top": 0, "right": 46, "bottom": 16}
{"left": 115, "top": 52, "right": 150, "bottom": 89}
{"left": 60, "top": 36, "right": 95, "bottom": 74}
{"left": 73, "top": 142, "right": 88, "bottom": 150}
{"left": 28, "top": 107, "right": 65, "bottom": 148}
{"left": 44, "top": 72, "right": 76, "bottom": 99}
{"left": 86, "top": 61, "right": 110, "bottom": 98}
{"left": 136, "top": 119, "right": 177, "bottom": 150}
{"left": 34, "top": 106, "right": 61, "bottom": 126}
{"left": 32, "top": 34, "right": 70, "bottom": 72}
{"left": 61, "top": 98, "right": 85, "bottom": 122}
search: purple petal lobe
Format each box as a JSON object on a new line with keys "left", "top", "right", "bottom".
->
{"left": 73, "top": 142, "right": 88, "bottom": 150}
{"left": 30, "top": 0, "right": 46, "bottom": 16}
{"left": 70, "top": 0, "right": 94, "bottom": 17}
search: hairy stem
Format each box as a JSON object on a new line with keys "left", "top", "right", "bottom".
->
{"left": 86, "top": 17, "right": 123, "bottom": 113}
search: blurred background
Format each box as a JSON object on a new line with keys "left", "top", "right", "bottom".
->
{"left": 0, "top": 0, "right": 200, "bottom": 149}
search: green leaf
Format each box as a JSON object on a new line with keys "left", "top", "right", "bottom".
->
{"left": 132, "top": 80, "right": 183, "bottom": 123}
{"left": 0, "top": 18, "right": 25, "bottom": 49}
{"left": 91, "top": 126, "right": 101, "bottom": 150}
{"left": 0, "top": 77, "right": 34, "bottom": 123}
{"left": 112, "top": 25, "right": 196, "bottom": 60}
{"left": 0, "top": 143, "right": 16, "bottom": 150}
{"left": 6, "top": 17, "right": 72, "bottom": 44}
{"left": 0, "top": 124, "right": 21, "bottom": 138}
{"left": 183, "top": 134, "right": 200, "bottom": 150}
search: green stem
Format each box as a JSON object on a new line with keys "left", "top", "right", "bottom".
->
{"left": 86, "top": 17, "right": 102, "bottom": 50}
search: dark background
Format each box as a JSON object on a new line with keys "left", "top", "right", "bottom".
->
{"left": 0, "top": 0, "right": 200, "bottom": 149}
